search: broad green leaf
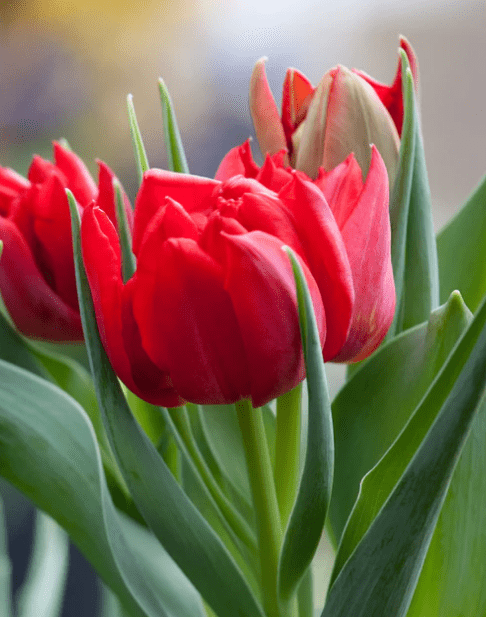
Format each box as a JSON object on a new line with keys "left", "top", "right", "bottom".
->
{"left": 0, "top": 307, "right": 45, "bottom": 378}
{"left": 68, "top": 191, "right": 265, "bottom": 617}
{"left": 0, "top": 359, "right": 204, "bottom": 617}
{"left": 405, "top": 394, "right": 486, "bottom": 616}
{"left": 0, "top": 498, "right": 12, "bottom": 617}
{"left": 389, "top": 51, "right": 439, "bottom": 336}
{"left": 158, "top": 79, "right": 189, "bottom": 174}
{"left": 322, "top": 288, "right": 486, "bottom": 617}
{"left": 127, "top": 94, "right": 150, "bottom": 186}
{"left": 16, "top": 511, "right": 69, "bottom": 617}
{"left": 330, "top": 291, "right": 472, "bottom": 545}
{"left": 278, "top": 248, "right": 333, "bottom": 606}
{"left": 437, "top": 173, "right": 486, "bottom": 312}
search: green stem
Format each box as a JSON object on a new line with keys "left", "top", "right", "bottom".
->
{"left": 236, "top": 399, "right": 282, "bottom": 617}
{"left": 275, "top": 383, "right": 302, "bottom": 527}
{"left": 167, "top": 407, "right": 257, "bottom": 555}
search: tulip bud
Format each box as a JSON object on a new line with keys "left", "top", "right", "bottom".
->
{"left": 249, "top": 37, "right": 418, "bottom": 189}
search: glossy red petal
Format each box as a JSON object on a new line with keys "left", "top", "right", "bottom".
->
{"left": 32, "top": 174, "right": 78, "bottom": 311}
{"left": 81, "top": 205, "right": 178, "bottom": 404}
{"left": 0, "top": 168, "right": 30, "bottom": 215}
{"left": 256, "top": 154, "right": 293, "bottom": 192}
{"left": 53, "top": 142, "right": 97, "bottom": 207}
{"left": 215, "top": 140, "right": 260, "bottom": 182}
{"left": 278, "top": 175, "right": 354, "bottom": 360}
{"left": 28, "top": 156, "right": 63, "bottom": 185}
{"left": 333, "top": 146, "right": 395, "bottom": 362}
{"left": 133, "top": 229, "right": 250, "bottom": 405}
{"left": 133, "top": 170, "right": 219, "bottom": 255}
{"left": 96, "top": 160, "right": 133, "bottom": 230}
{"left": 0, "top": 217, "right": 82, "bottom": 340}
{"left": 220, "top": 230, "right": 325, "bottom": 407}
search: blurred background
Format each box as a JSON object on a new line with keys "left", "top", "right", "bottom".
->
{"left": 1, "top": 0, "right": 485, "bottom": 614}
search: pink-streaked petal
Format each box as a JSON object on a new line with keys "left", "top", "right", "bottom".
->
{"left": 53, "top": 142, "right": 97, "bottom": 207}
{"left": 281, "top": 67, "right": 314, "bottom": 145}
{"left": 133, "top": 234, "right": 250, "bottom": 404}
{"left": 133, "top": 169, "right": 220, "bottom": 255}
{"left": 249, "top": 58, "right": 288, "bottom": 157}
{"left": 332, "top": 146, "right": 395, "bottom": 362}
{"left": 0, "top": 217, "right": 82, "bottom": 340}
{"left": 220, "top": 230, "right": 325, "bottom": 407}
{"left": 215, "top": 140, "right": 260, "bottom": 182}
{"left": 278, "top": 175, "right": 355, "bottom": 360}
{"left": 96, "top": 160, "right": 133, "bottom": 231}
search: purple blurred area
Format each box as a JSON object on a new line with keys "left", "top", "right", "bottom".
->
{"left": 0, "top": 0, "right": 485, "bottom": 614}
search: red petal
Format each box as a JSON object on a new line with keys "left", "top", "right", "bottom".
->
{"left": 133, "top": 169, "right": 219, "bottom": 255}
{"left": 281, "top": 67, "right": 314, "bottom": 146}
{"left": 215, "top": 140, "right": 260, "bottom": 181}
{"left": 314, "top": 154, "right": 364, "bottom": 229}
{"left": 28, "top": 156, "right": 63, "bottom": 185}
{"left": 96, "top": 160, "right": 133, "bottom": 231}
{"left": 53, "top": 142, "right": 97, "bottom": 207}
{"left": 352, "top": 37, "right": 419, "bottom": 136}
{"left": 256, "top": 154, "right": 293, "bottom": 192}
{"left": 31, "top": 174, "right": 78, "bottom": 311}
{"left": 333, "top": 147, "right": 395, "bottom": 362}
{"left": 0, "top": 217, "right": 82, "bottom": 340}
{"left": 220, "top": 230, "right": 325, "bottom": 407}
{"left": 81, "top": 205, "right": 182, "bottom": 405}
{"left": 133, "top": 227, "right": 250, "bottom": 404}
{"left": 278, "top": 176, "right": 354, "bottom": 360}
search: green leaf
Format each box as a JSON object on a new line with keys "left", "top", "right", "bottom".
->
{"left": 127, "top": 94, "right": 150, "bottom": 186}
{"left": 437, "top": 173, "right": 486, "bottom": 313}
{"left": 389, "top": 50, "right": 439, "bottom": 336}
{"left": 16, "top": 510, "right": 69, "bottom": 617}
{"left": 330, "top": 291, "right": 472, "bottom": 545}
{"left": 68, "top": 191, "right": 265, "bottom": 617}
{"left": 322, "top": 290, "right": 486, "bottom": 617}
{"left": 278, "top": 247, "right": 333, "bottom": 606}
{"left": 158, "top": 79, "right": 189, "bottom": 174}
{"left": 0, "top": 498, "right": 12, "bottom": 617}
{"left": 0, "top": 359, "right": 204, "bottom": 617}
{"left": 113, "top": 179, "right": 136, "bottom": 283}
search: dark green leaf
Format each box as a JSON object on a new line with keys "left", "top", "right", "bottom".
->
{"left": 0, "top": 498, "right": 12, "bottom": 617}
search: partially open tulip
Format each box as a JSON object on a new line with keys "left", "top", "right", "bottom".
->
{"left": 82, "top": 142, "right": 394, "bottom": 407}
{"left": 0, "top": 142, "right": 131, "bottom": 341}
{"left": 249, "top": 36, "right": 418, "bottom": 187}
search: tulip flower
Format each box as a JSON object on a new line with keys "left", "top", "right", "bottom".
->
{"left": 82, "top": 143, "right": 394, "bottom": 407}
{"left": 0, "top": 142, "right": 131, "bottom": 341}
{"left": 216, "top": 140, "right": 396, "bottom": 362}
{"left": 249, "top": 36, "right": 418, "bottom": 186}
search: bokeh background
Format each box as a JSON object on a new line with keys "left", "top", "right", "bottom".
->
{"left": 1, "top": 0, "right": 485, "bottom": 614}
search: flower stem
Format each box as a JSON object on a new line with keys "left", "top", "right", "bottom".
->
{"left": 236, "top": 398, "right": 282, "bottom": 617}
{"left": 275, "top": 383, "right": 302, "bottom": 527}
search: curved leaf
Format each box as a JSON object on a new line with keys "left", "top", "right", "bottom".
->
{"left": 322, "top": 290, "right": 486, "bottom": 617}
{"left": 331, "top": 291, "right": 472, "bottom": 543}
{"left": 278, "top": 247, "right": 333, "bottom": 606}
{"left": 158, "top": 79, "right": 189, "bottom": 174}
{"left": 0, "top": 359, "right": 204, "bottom": 617}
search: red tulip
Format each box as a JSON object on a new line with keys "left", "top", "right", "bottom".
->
{"left": 249, "top": 36, "right": 418, "bottom": 187}
{"left": 81, "top": 170, "right": 329, "bottom": 408}
{"left": 0, "top": 142, "right": 131, "bottom": 341}
{"left": 216, "top": 140, "right": 396, "bottom": 363}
